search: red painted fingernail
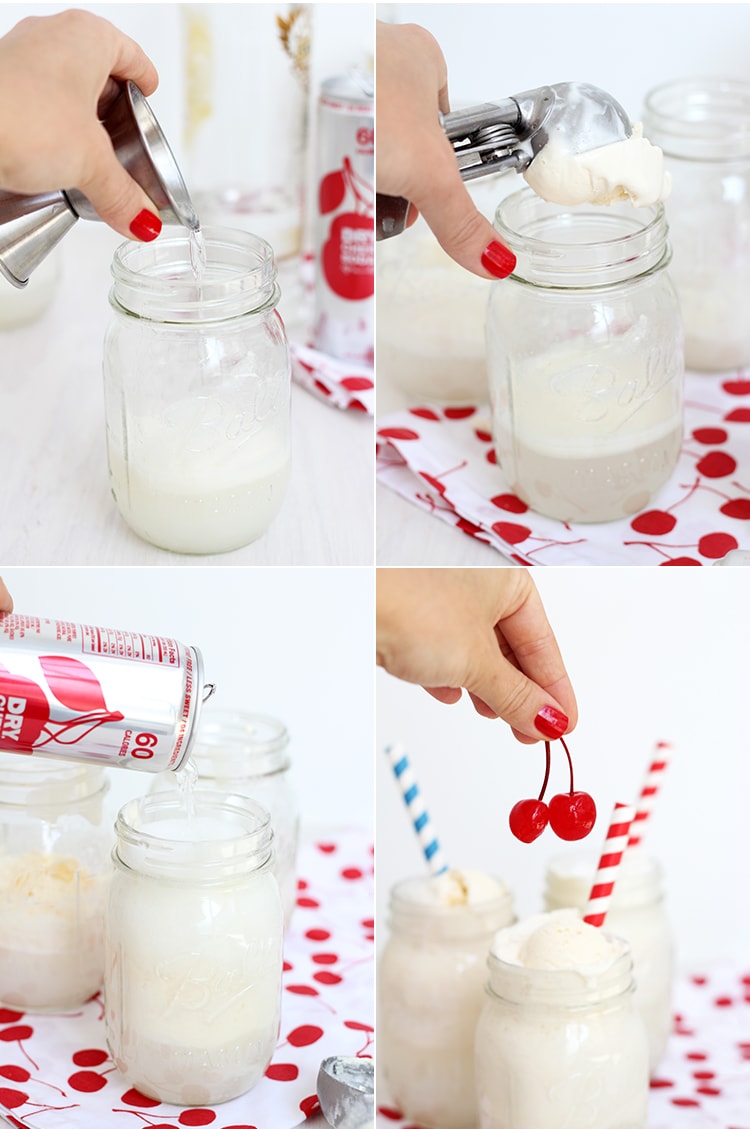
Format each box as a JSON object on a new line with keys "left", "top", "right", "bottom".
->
{"left": 534, "top": 705, "right": 569, "bottom": 739}
{"left": 129, "top": 209, "right": 162, "bottom": 242}
{"left": 481, "top": 240, "right": 516, "bottom": 279}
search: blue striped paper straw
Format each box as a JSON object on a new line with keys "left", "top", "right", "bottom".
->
{"left": 385, "top": 743, "right": 448, "bottom": 876}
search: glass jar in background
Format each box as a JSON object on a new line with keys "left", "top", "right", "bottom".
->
{"left": 378, "top": 873, "right": 515, "bottom": 1129}
{"left": 181, "top": 4, "right": 310, "bottom": 261}
{"left": 486, "top": 189, "right": 684, "bottom": 523}
{"left": 0, "top": 249, "right": 61, "bottom": 330}
{"left": 105, "top": 791, "right": 283, "bottom": 1106}
{"left": 377, "top": 174, "right": 511, "bottom": 409}
{"left": 643, "top": 79, "right": 750, "bottom": 371}
{"left": 0, "top": 755, "right": 111, "bottom": 1010}
{"left": 544, "top": 849, "right": 674, "bottom": 1075}
{"left": 103, "top": 227, "right": 291, "bottom": 555}
{"left": 475, "top": 916, "right": 649, "bottom": 1129}
{"left": 151, "top": 710, "right": 299, "bottom": 929}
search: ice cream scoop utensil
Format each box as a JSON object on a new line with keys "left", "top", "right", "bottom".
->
{"left": 376, "top": 80, "right": 633, "bottom": 239}
{"left": 317, "top": 1056, "right": 374, "bottom": 1129}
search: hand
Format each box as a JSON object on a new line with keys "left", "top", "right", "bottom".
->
{"left": 0, "top": 10, "right": 162, "bottom": 240}
{"left": 0, "top": 577, "right": 12, "bottom": 613}
{"left": 377, "top": 568, "right": 577, "bottom": 744}
{"left": 376, "top": 21, "right": 515, "bottom": 280}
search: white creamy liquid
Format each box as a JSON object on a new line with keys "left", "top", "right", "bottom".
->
{"left": 545, "top": 851, "right": 674, "bottom": 1074}
{"left": 524, "top": 124, "right": 671, "bottom": 208}
{"left": 108, "top": 406, "right": 291, "bottom": 554}
{"left": 105, "top": 809, "right": 283, "bottom": 1106}
{"left": 0, "top": 851, "right": 109, "bottom": 1010}
{"left": 379, "top": 872, "right": 514, "bottom": 1129}
{"left": 476, "top": 910, "right": 649, "bottom": 1129}
{"left": 489, "top": 335, "right": 683, "bottom": 522}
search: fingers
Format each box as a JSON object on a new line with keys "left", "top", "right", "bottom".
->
{"left": 408, "top": 139, "right": 516, "bottom": 279}
{"left": 0, "top": 578, "right": 13, "bottom": 613}
{"left": 108, "top": 31, "right": 159, "bottom": 96}
{"left": 76, "top": 127, "right": 162, "bottom": 241}
{"left": 467, "top": 645, "right": 572, "bottom": 743}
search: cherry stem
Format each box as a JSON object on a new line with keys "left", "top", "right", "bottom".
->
{"left": 537, "top": 741, "right": 551, "bottom": 802}
{"left": 560, "top": 735, "right": 575, "bottom": 794}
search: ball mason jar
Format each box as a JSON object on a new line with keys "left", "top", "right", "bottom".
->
{"left": 544, "top": 848, "right": 674, "bottom": 1074}
{"left": 475, "top": 928, "right": 649, "bottom": 1129}
{"left": 0, "top": 755, "right": 111, "bottom": 1010}
{"left": 643, "top": 79, "right": 750, "bottom": 371}
{"left": 150, "top": 709, "right": 299, "bottom": 930}
{"left": 104, "top": 791, "right": 283, "bottom": 1106}
{"left": 103, "top": 227, "right": 291, "bottom": 555}
{"left": 487, "top": 189, "right": 684, "bottom": 523}
{"left": 378, "top": 874, "right": 515, "bottom": 1129}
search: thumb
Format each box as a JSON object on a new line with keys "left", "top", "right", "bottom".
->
{"left": 468, "top": 657, "right": 572, "bottom": 745}
{"left": 76, "top": 127, "right": 163, "bottom": 241}
{"left": 410, "top": 139, "right": 515, "bottom": 280}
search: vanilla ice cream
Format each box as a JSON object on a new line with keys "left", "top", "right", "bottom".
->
{"left": 427, "top": 868, "right": 508, "bottom": 907}
{"left": 524, "top": 124, "right": 671, "bottom": 207}
{"left": 498, "top": 908, "right": 621, "bottom": 971}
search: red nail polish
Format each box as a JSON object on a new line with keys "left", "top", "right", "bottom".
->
{"left": 129, "top": 209, "right": 162, "bottom": 242}
{"left": 481, "top": 240, "right": 516, "bottom": 279}
{"left": 534, "top": 705, "right": 569, "bottom": 739}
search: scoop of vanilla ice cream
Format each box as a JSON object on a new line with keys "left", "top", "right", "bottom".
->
{"left": 523, "top": 124, "right": 671, "bottom": 207}
{"left": 428, "top": 868, "right": 508, "bottom": 907}
{"left": 492, "top": 909, "right": 622, "bottom": 971}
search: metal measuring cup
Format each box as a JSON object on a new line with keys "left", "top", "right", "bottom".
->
{"left": 0, "top": 81, "right": 198, "bottom": 287}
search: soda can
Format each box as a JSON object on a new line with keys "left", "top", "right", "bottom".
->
{"left": 0, "top": 613, "right": 213, "bottom": 772}
{"left": 313, "top": 72, "right": 374, "bottom": 364}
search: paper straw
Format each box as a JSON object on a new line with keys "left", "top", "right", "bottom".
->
{"left": 628, "top": 741, "right": 672, "bottom": 847}
{"left": 583, "top": 802, "right": 636, "bottom": 927}
{"left": 385, "top": 743, "right": 448, "bottom": 876}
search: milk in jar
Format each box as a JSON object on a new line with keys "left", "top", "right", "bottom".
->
{"left": 104, "top": 791, "right": 283, "bottom": 1105}
{"left": 544, "top": 848, "right": 674, "bottom": 1073}
{"left": 475, "top": 909, "right": 649, "bottom": 1129}
{"left": 378, "top": 869, "right": 514, "bottom": 1129}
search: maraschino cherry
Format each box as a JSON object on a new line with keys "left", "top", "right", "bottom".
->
{"left": 509, "top": 737, "right": 596, "bottom": 843}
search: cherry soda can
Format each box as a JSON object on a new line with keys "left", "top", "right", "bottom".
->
{"left": 313, "top": 72, "right": 374, "bottom": 364}
{"left": 0, "top": 613, "right": 211, "bottom": 771}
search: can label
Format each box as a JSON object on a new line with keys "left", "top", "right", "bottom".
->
{"left": 313, "top": 80, "right": 374, "bottom": 364}
{"left": 0, "top": 615, "right": 204, "bottom": 771}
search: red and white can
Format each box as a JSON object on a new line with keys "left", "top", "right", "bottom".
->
{"left": 313, "top": 72, "right": 374, "bottom": 364}
{"left": 0, "top": 614, "right": 210, "bottom": 772}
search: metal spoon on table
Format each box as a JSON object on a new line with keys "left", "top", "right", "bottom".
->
{"left": 298, "top": 1055, "right": 374, "bottom": 1128}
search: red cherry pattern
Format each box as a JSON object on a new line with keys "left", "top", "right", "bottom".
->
{"left": 0, "top": 830, "right": 373, "bottom": 1126}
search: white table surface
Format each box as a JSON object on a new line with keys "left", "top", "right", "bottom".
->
{"left": 0, "top": 224, "right": 373, "bottom": 566}
{"left": 376, "top": 374, "right": 514, "bottom": 567}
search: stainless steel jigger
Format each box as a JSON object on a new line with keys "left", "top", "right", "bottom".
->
{"left": 376, "top": 81, "right": 633, "bottom": 239}
{"left": 0, "top": 81, "right": 199, "bottom": 288}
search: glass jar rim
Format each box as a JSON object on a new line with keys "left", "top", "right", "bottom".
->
{"left": 486, "top": 933, "right": 634, "bottom": 1008}
{"left": 110, "top": 225, "right": 280, "bottom": 323}
{"left": 114, "top": 790, "right": 274, "bottom": 878}
{"left": 0, "top": 754, "right": 107, "bottom": 806}
{"left": 545, "top": 847, "right": 663, "bottom": 909}
{"left": 644, "top": 77, "right": 750, "bottom": 160}
{"left": 389, "top": 874, "right": 515, "bottom": 939}
{"left": 493, "top": 188, "right": 670, "bottom": 289}
{"left": 194, "top": 709, "right": 290, "bottom": 778}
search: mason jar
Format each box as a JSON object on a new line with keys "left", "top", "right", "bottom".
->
{"left": 104, "top": 791, "right": 283, "bottom": 1105}
{"left": 476, "top": 916, "right": 649, "bottom": 1129}
{"left": 378, "top": 873, "right": 515, "bottom": 1129}
{"left": 150, "top": 709, "right": 299, "bottom": 929}
{"left": 103, "top": 227, "right": 291, "bottom": 555}
{"left": 544, "top": 848, "right": 674, "bottom": 1074}
{"left": 487, "top": 188, "right": 684, "bottom": 523}
{"left": 643, "top": 79, "right": 750, "bottom": 371}
{"left": 0, "top": 754, "right": 111, "bottom": 1010}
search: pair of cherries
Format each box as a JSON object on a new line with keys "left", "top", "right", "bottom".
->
{"left": 509, "top": 736, "right": 596, "bottom": 843}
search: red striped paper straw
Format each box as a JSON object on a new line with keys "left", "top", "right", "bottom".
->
{"left": 628, "top": 741, "right": 672, "bottom": 847}
{"left": 583, "top": 802, "right": 636, "bottom": 928}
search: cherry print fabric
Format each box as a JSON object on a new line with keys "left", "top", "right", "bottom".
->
{"left": 0, "top": 830, "right": 373, "bottom": 1129}
{"left": 376, "top": 372, "right": 750, "bottom": 565}
{"left": 377, "top": 964, "right": 750, "bottom": 1129}
{"left": 290, "top": 343, "right": 374, "bottom": 416}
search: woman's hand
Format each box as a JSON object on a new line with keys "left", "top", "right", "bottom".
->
{"left": 0, "top": 10, "right": 162, "bottom": 241}
{"left": 377, "top": 568, "right": 577, "bottom": 744}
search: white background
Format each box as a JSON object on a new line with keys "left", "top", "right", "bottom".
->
{"left": 377, "top": 565, "right": 750, "bottom": 969}
{"left": 1, "top": 565, "right": 374, "bottom": 835}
